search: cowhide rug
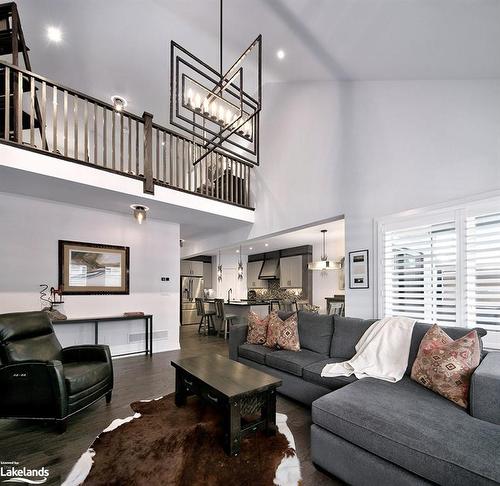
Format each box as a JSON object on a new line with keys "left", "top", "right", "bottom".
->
{"left": 63, "top": 393, "right": 301, "bottom": 486}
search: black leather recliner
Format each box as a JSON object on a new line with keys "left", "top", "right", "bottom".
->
{"left": 0, "top": 311, "right": 113, "bottom": 431}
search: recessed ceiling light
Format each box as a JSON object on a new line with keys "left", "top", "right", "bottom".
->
{"left": 47, "top": 26, "right": 62, "bottom": 43}
{"left": 276, "top": 49, "right": 285, "bottom": 60}
{"left": 236, "top": 249, "right": 240, "bottom": 253}
{"left": 265, "top": 243, "right": 269, "bottom": 247}
{"left": 111, "top": 95, "right": 128, "bottom": 112}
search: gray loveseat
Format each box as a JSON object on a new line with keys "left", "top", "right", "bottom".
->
{"left": 228, "top": 311, "right": 500, "bottom": 485}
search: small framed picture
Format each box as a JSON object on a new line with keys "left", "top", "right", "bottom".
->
{"left": 349, "top": 250, "right": 369, "bottom": 289}
{"left": 59, "top": 240, "right": 130, "bottom": 295}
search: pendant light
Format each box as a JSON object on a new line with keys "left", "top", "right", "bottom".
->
{"left": 237, "top": 245, "right": 244, "bottom": 280}
{"left": 308, "top": 230, "right": 342, "bottom": 271}
{"left": 130, "top": 204, "right": 149, "bottom": 224}
{"left": 217, "top": 250, "right": 223, "bottom": 282}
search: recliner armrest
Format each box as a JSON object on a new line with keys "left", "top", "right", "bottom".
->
{"left": 470, "top": 351, "right": 500, "bottom": 425}
{"left": 228, "top": 324, "right": 248, "bottom": 361}
{"left": 62, "top": 344, "right": 112, "bottom": 364}
{"left": 0, "top": 360, "right": 67, "bottom": 419}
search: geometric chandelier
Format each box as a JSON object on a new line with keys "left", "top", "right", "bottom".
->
{"left": 169, "top": 0, "right": 262, "bottom": 166}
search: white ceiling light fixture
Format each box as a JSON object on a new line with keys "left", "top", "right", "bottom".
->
{"left": 111, "top": 95, "right": 128, "bottom": 112}
{"left": 130, "top": 204, "right": 149, "bottom": 224}
{"left": 276, "top": 49, "right": 285, "bottom": 60}
{"left": 47, "top": 26, "right": 62, "bottom": 43}
{"left": 308, "top": 230, "right": 342, "bottom": 271}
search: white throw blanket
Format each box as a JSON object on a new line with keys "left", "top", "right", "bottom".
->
{"left": 321, "top": 316, "right": 416, "bottom": 382}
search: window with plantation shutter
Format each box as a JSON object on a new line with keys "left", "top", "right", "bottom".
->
{"left": 466, "top": 212, "right": 500, "bottom": 332}
{"left": 378, "top": 198, "right": 500, "bottom": 350}
{"left": 383, "top": 220, "right": 457, "bottom": 325}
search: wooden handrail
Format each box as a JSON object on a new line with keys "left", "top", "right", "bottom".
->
{"left": 0, "top": 60, "right": 253, "bottom": 209}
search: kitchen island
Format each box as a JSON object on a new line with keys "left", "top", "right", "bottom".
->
{"left": 206, "top": 300, "right": 274, "bottom": 325}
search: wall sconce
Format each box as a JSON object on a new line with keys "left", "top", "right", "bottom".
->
{"left": 130, "top": 204, "right": 149, "bottom": 224}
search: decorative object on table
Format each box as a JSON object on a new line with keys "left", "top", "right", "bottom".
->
{"left": 39, "top": 284, "right": 67, "bottom": 320}
{"left": 301, "top": 303, "right": 320, "bottom": 314}
{"left": 348, "top": 249, "right": 369, "bottom": 289}
{"left": 237, "top": 245, "right": 244, "bottom": 280}
{"left": 169, "top": 0, "right": 262, "bottom": 168}
{"left": 411, "top": 324, "right": 481, "bottom": 408}
{"left": 217, "top": 249, "right": 223, "bottom": 282}
{"left": 246, "top": 310, "right": 269, "bottom": 344}
{"left": 130, "top": 204, "right": 149, "bottom": 224}
{"left": 59, "top": 240, "right": 130, "bottom": 295}
{"left": 123, "top": 312, "right": 145, "bottom": 317}
{"left": 64, "top": 394, "right": 301, "bottom": 486}
{"left": 308, "top": 229, "right": 343, "bottom": 271}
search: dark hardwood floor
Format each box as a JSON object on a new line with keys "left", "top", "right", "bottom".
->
{"left": 0, "top": 326, "right": 340, "bottom": 485}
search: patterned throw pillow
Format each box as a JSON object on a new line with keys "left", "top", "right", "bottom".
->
{"left": 246, "top": 311, "right": 269, "bottom": 345}
{"left": 411, "top": 324, "right": 480, "bottom": 408}
{"left": 265, "top": 311, "right": 300, "bottom": 351}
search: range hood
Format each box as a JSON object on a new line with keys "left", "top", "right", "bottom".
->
{"left": 259, "top": 258, "right": 280, "bottom": 279}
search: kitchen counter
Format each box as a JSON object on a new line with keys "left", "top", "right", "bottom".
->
{"left": 205, "top": 300, "right": 273, "bottom": 323}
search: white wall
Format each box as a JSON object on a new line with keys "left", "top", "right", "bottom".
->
{"left": 0, "top": 192, "right": 180, "bottom": 354}
{"left": 186, "top": 79, "right": 500, "bottom": 320}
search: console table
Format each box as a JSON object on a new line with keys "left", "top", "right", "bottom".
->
{"left": 52, "top": 314, "right": 153, "bottom": 358}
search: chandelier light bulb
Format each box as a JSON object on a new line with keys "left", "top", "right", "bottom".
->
{"left": 218, "top": 105, "right": 225, "bottom": 123}
{"left": 194, "top": 92, "right": 202, "bottom": 111}
{"left": 225, "top": 109, "right": 232, "bottom": 125}
{"left": 186, "top": 88, "right": 194, "bottom": 107}
{"left": 210, "top": 102, "right": 218, "bottom": 119}
{"left": 202, "top": 98, "right": 210, "bottom": 114}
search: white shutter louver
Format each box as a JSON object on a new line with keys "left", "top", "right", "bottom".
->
{"left": 383, "top": 220, "right": 457, "bottom": 324}
{"left": 466, "top": 212, "right": 500, "bottom": 330}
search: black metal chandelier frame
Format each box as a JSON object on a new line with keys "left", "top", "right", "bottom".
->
{"left": 169, "top": 0, "right": 262, "bottom": 167}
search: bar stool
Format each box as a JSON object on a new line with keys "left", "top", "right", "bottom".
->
{"left": 195, "top": 298, "right": 216, "bottom": 335}
{"left": 214, "top": 298, "right": 237, "bottom": 339}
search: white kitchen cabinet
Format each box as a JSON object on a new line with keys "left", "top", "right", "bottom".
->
{"left": 280, "top": 255, "right": 303, "bottom": 288}
{"left": 203, "top": 262, "right": 212, "bottom": 289}
{"left": 180, "top": 260, "right": 204, "bottom": 277}
{"left": 247, "top": 261, "right": 267, "bottom": 289}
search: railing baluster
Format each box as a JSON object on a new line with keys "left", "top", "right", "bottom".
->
{"left": 120, "top": 113, "right": 124, "bottom": 172}
{"left": 4, "top": 66, "right": 9, "bottom": 140}
{"left": 93, "top": 103, "right": 97, "bottom": 164}
{"left": 175, "top": 135, "right": 180, "bottom": 188}
{"left": 83, "top": 100, "right": 88, "bottom": 161}
{"left": 103, "top": 107, "right": 107, "bottom": 167}
{"left": 128, "top": 117, "right": 132, "bottom": 173}
{"left": 169, "top": 133, "right": 173, "bottom": 184}
{"left": 135, "top": 119, "right": 139, "bottom": 175}
{"left": 41, "top": 81, "right": 46, "bottom": 150}
{"left": 29, "top": 75, "right": 35, "bottom": 145}
{"left": 52, "top": 86, "right": 57, "bottom": 152}
{"left": 156, "top": 128, "right": 160, "bottom": 181}
{"left": 73, "top": 95, "right": 78, "bottom": 158}
{"left": 193, "top": 142, "right": 198, "bottom": 192}
{"left": 142, "top": 111, "right": 154, "bottom": 194}
{"left": 111, "top": 109, "right": 115, "bottom": 169}
{"left": 215, "top": 154, "right": 219, "bottom": 200}
{"left": 16, "top": 71, "right": 22, "bottom": 143}
{"left": 162, "top": 131, "right": 167, "bottom": 184}
{"left": 63, "top": 90, "right": 68, "bottom": 156}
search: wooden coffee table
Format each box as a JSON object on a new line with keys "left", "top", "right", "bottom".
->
{"left": 171, "top": 354, "right": 282, "bottom": 456}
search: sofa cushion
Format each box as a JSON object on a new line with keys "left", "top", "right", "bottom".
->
{"left": 63, "top": 361, "right": 110, "bottom": 395}
{"left": 405, "top": 322, "right": 487, "bottom": 375}
{"left": 303, "top": 358, "right": 356, "bottom": 390}
{"left": 312, "top": 377, "right": 500, "bottom": 485}
{"left": 265, "top": 349, "right": 325, "bottom": 377}
{"left": 238, "top": 343, "right": 275, "bottom": 364}
{"left": 330, "top": 316, "right": 377, "bottom": 358}
{"left": 297, "top": 311, "right": 334, "bottom": 355}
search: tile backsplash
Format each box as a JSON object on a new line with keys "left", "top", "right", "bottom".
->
{"left": 254, "top": 280, "right": 306, "bottom": 301}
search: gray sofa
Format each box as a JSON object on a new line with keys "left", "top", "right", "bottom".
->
{"left": 228, "top": 311, "right": 500, "bottom": 486}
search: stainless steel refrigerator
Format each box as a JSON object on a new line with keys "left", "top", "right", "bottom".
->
{"left": 181, "top": 276, "right": 204, "bottom": 325}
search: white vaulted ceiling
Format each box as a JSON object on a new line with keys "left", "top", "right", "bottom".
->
{"left": 14, "top": 0, "right": 500, "bottom": 127}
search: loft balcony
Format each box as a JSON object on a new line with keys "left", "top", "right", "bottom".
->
{"left": 0, "top": 60, "right": 254, "bottom": 211}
